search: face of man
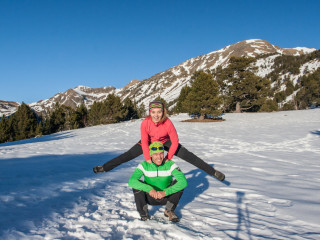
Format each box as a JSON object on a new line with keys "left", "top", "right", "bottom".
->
{"left": 151, "top": 152, "right": 164, "bottom": 166}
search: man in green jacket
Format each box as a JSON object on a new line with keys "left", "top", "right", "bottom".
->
{"left": 128, "top": 141, "right": 188, "bottom": 222}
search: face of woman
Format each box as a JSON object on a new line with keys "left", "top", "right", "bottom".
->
{"left": 150, "top": 108, "right": 163, "bottom": 123}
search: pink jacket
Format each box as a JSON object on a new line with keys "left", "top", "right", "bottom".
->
{"left": 140, "top": 116, "right": 179, "bottom": 161}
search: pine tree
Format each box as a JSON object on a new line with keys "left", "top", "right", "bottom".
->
{"left": 75, "top": 104, "right": 88, "bottom": 128}
{"left": 285, "top": 80, "right": 295, "bottom": 96}
{"left": 0, "top": 103, "right": 40, "bottom": 143}
{"left": 182, "top": 71, "right": 222, "bottom": 119}
{"left": 88, "top": 101, "right": 104, "bottom": 125}
{"left": 0, "top": 117, "right": 13, "bottom": 143}
{"left": 11, "top": 103, "right": 39, "bottom": 141}
{"left": 297, "top": 69, "right": 320, "bottom": 108}
{"left": 62, "top": 105, "right": 77, "bottom": 130}
{"left": 104, "top": 94, "right": 127, "bottom": 123}
{"left": 123, "top": 98, "right": 139, "bottom": 121}
{"left": 221, "top": 57, "right": 272, "bottom": 113}
{"left": 175, "top": 85, "right": 191, "bottom": 113}
{"left": 259, "top": 99, "right": 278, "bottom": 112}
{"left": 35, "top": 122, "right": 43, "bottom": 137}
{"left": 0, "top": 118, "right": 6, "bottom": 143}
{"left": 137, "top": 103, "right": 146, "bottom": 118}
{"left": 46, "top": 103, "right": 66, "bottom": 133}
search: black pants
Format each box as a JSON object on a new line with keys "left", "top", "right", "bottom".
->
{"left": 102, "top": 140, "right": 216, "bottom": 176}
{"left": 132, "top": 186, "right": 184, "bottom": 217}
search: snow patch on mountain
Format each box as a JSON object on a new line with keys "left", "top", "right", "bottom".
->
{"left": 0, "top": 101, "right": 20, "bottom": 118}
{"left": 1, "top": 39, "right": 318, "bottom": 117}
{"left": 292, "top": 47, "right": 317, "bottom": 55}
{"left": 255, "top": 54, "right": 279, "bottom": 77}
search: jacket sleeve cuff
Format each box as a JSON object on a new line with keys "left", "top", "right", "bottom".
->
{"left": 147, "top": 186, "right": 153, "bottom": 193}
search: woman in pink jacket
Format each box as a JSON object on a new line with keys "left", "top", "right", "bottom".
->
{"left": 93, "top": 101, "right": 225, "bottom": 181}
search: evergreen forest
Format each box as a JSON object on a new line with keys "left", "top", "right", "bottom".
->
{"left": 1, "top": 52, "right": 319, "bottom": 144}
{"left": 0, "top": 95, "right": 144, "bottom": 144}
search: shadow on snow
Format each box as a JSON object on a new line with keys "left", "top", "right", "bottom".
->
{"left": 0, "top": 150, "right": 139, "bottom": 236}
{"left": 310, "top": 130, "right": 320, "bottom": 136}
{"left": 0, "top": 131, "right": 76, "bottom": 147}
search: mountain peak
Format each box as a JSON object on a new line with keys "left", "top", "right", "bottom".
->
{"left": 1, "top": 39, "right": 318, "bottom": 117}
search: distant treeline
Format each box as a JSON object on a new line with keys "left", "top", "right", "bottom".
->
{"left": 1, "top": 53, "right": 319, "bottom": 144}
{"left": 0, "top": 95, "right": 145, "bottom": 144}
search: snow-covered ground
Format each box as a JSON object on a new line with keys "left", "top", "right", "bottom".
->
{"left": 0, "top": 109, "right": 320, "bottom": 240}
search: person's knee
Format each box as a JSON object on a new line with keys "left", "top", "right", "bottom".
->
{"left": 133, "top": 188, "right": 143, "bottom": 194}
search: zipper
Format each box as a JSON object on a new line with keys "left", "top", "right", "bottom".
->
{"left": 151, "top": 160, "right": 163, "bottom": 177}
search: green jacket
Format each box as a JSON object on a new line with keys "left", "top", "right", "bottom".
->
{"left": 128, "top": 160, "right": 187, "bottom": 196}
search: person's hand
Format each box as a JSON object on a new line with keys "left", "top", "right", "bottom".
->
{"left": 156, "top": 191, "right": 166, "bottom": 199}
{"left": 93, "top": 166, "right": 104, "bottom": 173}
{"left": 149, "top": 189, "right": 157, "bottom": 198}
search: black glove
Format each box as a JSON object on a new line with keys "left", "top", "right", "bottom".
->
{"left": 93, "top": 166, "right": 105, "bottom": 173}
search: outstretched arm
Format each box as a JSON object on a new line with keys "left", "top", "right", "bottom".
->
{"left": 141, "top": 119, "right": 152, "bottom": 162}
{"left": 165, "top": 119, "right": 179, "bottom": 160}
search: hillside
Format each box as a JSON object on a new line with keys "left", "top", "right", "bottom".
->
{"left": 0, "top": 100, "right": 20, "bottom": 117}
{"left": 1, "top": 39, "right": 318, "bottom": 117}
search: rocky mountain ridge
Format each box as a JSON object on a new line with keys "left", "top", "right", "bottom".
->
{"left": 0, "top": 100, "right": 20, "bottom": 117}
{"left": 1, "top": 39, "right": 318, "bottom": 117}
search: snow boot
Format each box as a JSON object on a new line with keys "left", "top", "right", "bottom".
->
{"left": 93, "top": 166, "right": 104, "bottom": 173}
{"left": 140, "top": 206, "right": 150, "bottom": 221}
{"left": 164, "top": 209, "right": 179, "bottom": 222}
{"left": 140, "top": 212, "right": 150, "bottom": 221}
{"left": 213, "top": 169, "right": 225, "bottom": 181}
{"left": 140, "top": 215, "right": 150, "bottom": 221}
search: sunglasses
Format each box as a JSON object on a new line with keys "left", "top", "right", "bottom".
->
{"left": 150, "top": 146, "right": 164, "bottom": 151}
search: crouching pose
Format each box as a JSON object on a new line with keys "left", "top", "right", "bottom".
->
{"left": 128, "top": 141, "right": 187, "bottom": 222}
{"left": 93, "top": 100, "right": 225, "bottom": 182}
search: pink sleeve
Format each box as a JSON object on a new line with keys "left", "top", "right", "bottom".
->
{"left": 141, "top": 119, "right": 151, "bottom": 160}
{"left": 165, "top": 119, "right": 179, "bottom": 160}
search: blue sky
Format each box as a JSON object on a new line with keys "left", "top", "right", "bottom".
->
{"left": 1, "top": 0, "right": 319, "bottom": 103}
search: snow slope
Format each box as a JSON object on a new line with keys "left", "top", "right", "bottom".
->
{"left": 0, "top": 109, "right": 320, "bottom": 239}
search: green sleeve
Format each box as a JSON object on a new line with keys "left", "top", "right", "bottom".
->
{"left": 128, "top": 168, "right": 153, "bottom": 193}
{"left": 164, "top": 168, "right": 188, "bottom": 196}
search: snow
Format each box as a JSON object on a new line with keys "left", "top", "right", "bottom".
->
{"left": 245, "top": 39, "right": 263, "bottom": 44}
{"left": 293, "top": 47, "right": 317, "bottom": 54}
{"left": 0, "top": 104, "right": 19, "bottom": 117}
{"left": 1, "top": 109, "right": 320, "bottom": 239}
{"left": 211, "top": 52, "right": 233, "bottom": 69}
{"left": 285, "top": 89, "right": 300, "bottom": 103}
{"left": 73, "top": 88, "right": 87, "bottom": 96}
{"left": 299, "top": 60, "right": 320, "bottom": 77}
{"left": 171, "top": 67, "right": 181, "bottom": 76}
{"left": 255, "top": 54, "right": 279, "bottom": 78}
{"left": 212, "top": 44, "right": 231, "bottom": 54}
{"left": 196, "top": 61, "right": 208, "bottom": 71}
